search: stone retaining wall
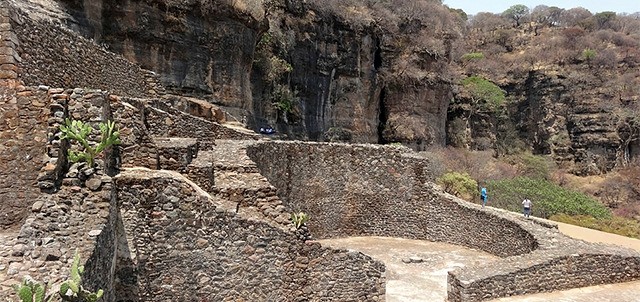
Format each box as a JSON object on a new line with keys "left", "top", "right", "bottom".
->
{"left": 115, "top": 168, "right": 385, "bottom": 301}
{"left": 0, "top": 169, "right": 117, "bottom": 301}
{"left": 110, "top": 96, "right": 157, "bottom": 169}
{"left": 246, "top": 141, "right": 537, "bottom": 257}
{"left": 447, "top": 251, "right": 640, "bottom": 301}
{"left": 10, "top": 5, "right": 156, "bottom": 97}
{"left": 0, "top": 1, "right": 19, "bottom": 88}
{"left": 246, "top": 140, "right": 640, "bottom": 301}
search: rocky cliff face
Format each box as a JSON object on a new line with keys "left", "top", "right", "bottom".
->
{"left": 56, "top": 0, "right": 265, "bottom": 109}
{"left": 447, "top": 70, "right": 633, "bottom": 175}
{"left": 250, "top": 1, "right": 456, "bottom": 147}
{"left": 41, "top": 0, "right": 455, "bottom": 146}
{"left": 14, "top": 0, "right": 637, "bottom": 174}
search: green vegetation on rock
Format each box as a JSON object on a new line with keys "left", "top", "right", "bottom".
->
{"left": 291, "top": 212, "right": 309, "bottom": 229}
{"left": 13, "top": 278, "right": 52, "bottom": 302}
{"left": 461, "top": 76, "right": 506, "bottom": 111}
{"left": 59, "top": 251, "right": 104, "bottom": 302}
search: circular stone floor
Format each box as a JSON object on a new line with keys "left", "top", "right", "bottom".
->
{"left": 318, "top": 236, "right": 640, "bottom": 302}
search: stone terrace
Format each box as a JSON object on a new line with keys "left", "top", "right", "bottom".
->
{"left": 2, "top": 0, "right": 640, "bottom": 299}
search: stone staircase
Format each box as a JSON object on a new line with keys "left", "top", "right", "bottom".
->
{"left": 146, "top": 137, "right": 291, "bottom": 228}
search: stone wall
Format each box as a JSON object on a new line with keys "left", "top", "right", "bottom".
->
{"left": 246, "top": 141, "right": 537, "bottom": 257}
{"left": 0, "top": 86, "right": 49, "bottom": 230}
{"left": 10, "top": 5, "right": 157, "bottom": 97}
{"left": 0, "top": 169, "right": 117, "bottom": 301}
{"left": 115, "top": 168, "right": 385, "bottom": 301}
{"left": 0, "top": 0, "right": 19, "bottom": 88}
{"left": 448, "top": 251, "right": 640, "bottom": 301}
{"left": 110, "top": 95, "right": 157, "bottom": 169}
{"left": 246, "top": 140, "right": 640, "bottom": 301}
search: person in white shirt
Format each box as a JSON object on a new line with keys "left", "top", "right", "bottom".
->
{"left": 522, "top": 198, "right": 532, "bottom": 217}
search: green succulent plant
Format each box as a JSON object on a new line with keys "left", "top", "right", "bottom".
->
{"left": 59, "top": 119, "right": 120, "bottom": 167}
{"left": 291, "top": 212, "right": 310, "bottom": 229}
{"left": 59, "top": 251, "right": 104, "bottom": 302}
{"left": 12, "top": 278, "right": 53, "bottom": 302}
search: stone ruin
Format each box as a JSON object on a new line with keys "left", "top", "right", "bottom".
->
{"left": 1, "top": 1, "right": 640, "bottom": 301}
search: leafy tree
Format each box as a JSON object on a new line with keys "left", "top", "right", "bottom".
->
{"left": 531, "top": 5, "right": 564, "bottom": 27}
{"left": 448, "top": 7, "right": 468, "bottom": 21}
{"left": 594, "top": 11, "right": 616, "bottom": 30}
{"left": 559, "top": 7, "right": 593, "bottom": 27}
{"left": 470, "top": 12, "right": 511, "bottom": 31}
{"left": 502, "top": 4, "right": 530, "bottom": 26}
{"left": 437, "top": 171, "right": 478, "bottom": 199}
{"left": 59, "top": 119, "right": 121, "bottom": 167}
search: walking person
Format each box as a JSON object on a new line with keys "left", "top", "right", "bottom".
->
{"left": 522, "top": 197, "right": 532, "bottom": 217}
{"left": 480, "top": 187, "right": 488, "bottom": 208}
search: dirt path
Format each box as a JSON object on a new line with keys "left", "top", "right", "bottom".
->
{"left": 554, "top": 220, "right": 640, "bottom": 252}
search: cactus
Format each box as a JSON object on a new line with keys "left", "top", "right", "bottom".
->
{"left": 59, "top": 251, "right": 104, "bottom": 302}
{"left": 59, "top": 119, "right": 120, "bottom": 167}
{"left": 290, "top": 212, "right": 309, "bottom": 229}
{"left": 12, "top": 277, "right": 53, "bottom": 302}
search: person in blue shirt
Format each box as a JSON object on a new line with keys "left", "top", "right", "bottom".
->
{"left": 480, "top": 187, "right": 488, "bottom": 208}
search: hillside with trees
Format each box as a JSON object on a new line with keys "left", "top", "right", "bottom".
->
{"left": 438, "top": 3, "right": 640, "bottom": 237}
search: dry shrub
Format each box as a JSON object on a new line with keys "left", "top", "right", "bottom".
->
{"left": 422, "top": 147, "right": 510, "bottom": 183}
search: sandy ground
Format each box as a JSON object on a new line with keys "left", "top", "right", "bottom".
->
{"left": 318, "top": 221, "right": 640, "bottom": 302}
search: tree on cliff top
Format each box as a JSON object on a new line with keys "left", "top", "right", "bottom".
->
{"left": 502, "top": 4, "right": 530, "bottom": 27}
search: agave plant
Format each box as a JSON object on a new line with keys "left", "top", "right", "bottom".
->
{"left": 290, "top": 212, "right": 309, "bottom": 229}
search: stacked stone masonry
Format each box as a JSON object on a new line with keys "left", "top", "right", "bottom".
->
{"left": 2, "top": 79, "right": 640, "bottom": 301}
{"left": 0, "top": 86, "right": 49, "bottom": 229}
{"left": 247, "top": 141, "right": 640, "bottom": 301}
{"left": 153, "top": 137, "right": 199, "bottom": 172}
{"left": 114, "top": 168, "right": 386, "bottom": 301}
{"left": 10, "top": 4, "right": 157, "bottom": 98}
{"left": 0, "top": 167, "right": 117, "bottom": 301}
{"left": 1, "top": 5, "right": 639, "bottom": 297}
{"left": 0, "top": 0, "right": 19, "bottom": 87}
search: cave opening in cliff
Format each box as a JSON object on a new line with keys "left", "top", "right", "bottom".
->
{"left": 374, "top": 40, "right": 383, "bottom": 70}
{"left": 377, "top": 88, "right": 388, "bottom": 144}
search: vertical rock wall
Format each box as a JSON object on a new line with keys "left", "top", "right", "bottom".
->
{"left": 0, "top": 86, "right": 49, "bottom": 230}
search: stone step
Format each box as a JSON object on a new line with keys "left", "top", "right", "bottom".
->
{"left": 208, "top": 140, "right": 262, "bottom": 173}
{"left": 152, "top": 137, "right": 199, "bottom": 171}
{"left": 212, "top": 171, "right": 289, "bottom": 226}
